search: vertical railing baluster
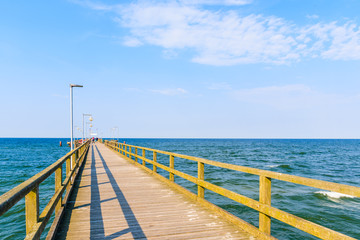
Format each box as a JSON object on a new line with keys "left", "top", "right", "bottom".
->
{"left": 142, "top": 149, "right": 146, "bottom": 166}
{"left": 25, "top": 185, "right": 39, "bottom": 234}
{"left": 259, "top": 175, "right": 272, "bottom": 235}
{"left": 153, "top": 151, "right": 157, "bottom": 172}
{"left": 135, "top": 147, "right": 138, "bottom": 163}
{"left": 197, "top": 162, "right": 204, "bottom": 198}
{"left": 55, "top": 166, "right": 62, "bottom": 214}
{"left": 129, "top": 146, "right": 132, "bottom": 160}
{"left": 169, "top": 155, "right": 174, "bottom": 181}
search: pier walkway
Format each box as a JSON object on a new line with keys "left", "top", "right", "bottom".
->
{"left": 55, "top": 143, "right": 253, "bottom": 239}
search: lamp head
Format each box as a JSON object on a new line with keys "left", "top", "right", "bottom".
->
{"left": 70, "top": 84, "right": 83, "bottom": 88}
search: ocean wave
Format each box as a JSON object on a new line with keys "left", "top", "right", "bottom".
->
{"left": 267, "top": 164, "right": 292, "bottom": 169}
{"left": 315, "top": 191, "right": 355, "bottom": 199}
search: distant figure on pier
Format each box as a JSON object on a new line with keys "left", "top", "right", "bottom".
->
{"left": 59, "top": 141, "right": 62, "bottom": 147}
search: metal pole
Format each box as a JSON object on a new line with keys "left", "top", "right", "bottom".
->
{"left": 70, "top": 86, "right": 73, "bottom": 151}
{"left": 69, "top": 84, "right": 83, "bottom": 150}
{"left": 82, "top": 114, "right": 84, "bottom": 143}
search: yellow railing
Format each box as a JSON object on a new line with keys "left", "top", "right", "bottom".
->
{"left": 0, "top": 140, "right": 91, "bottom": 240}
{"left": 104, "top": 140, "right": 360, "bottom": 240}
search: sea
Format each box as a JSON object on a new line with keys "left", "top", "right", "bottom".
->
{"left": 0, "top": 138, "right": 359, "bottom": 239}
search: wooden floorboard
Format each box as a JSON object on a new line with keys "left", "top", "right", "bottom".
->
{"left": 55, "top": 142, "right": 255, "bottom": 240}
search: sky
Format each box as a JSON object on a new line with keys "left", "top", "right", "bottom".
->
{"left": 1, "top": 0, "right": 360, "bottom": 138}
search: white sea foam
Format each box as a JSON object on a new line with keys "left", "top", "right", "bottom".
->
{"left": 267, "top": 164, "right": 280, "bottom": 168}
{"left": 316, "top": 191, "right": 355, "bottom": 199}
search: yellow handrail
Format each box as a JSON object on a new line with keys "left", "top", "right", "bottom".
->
{"left": 0, "top": 140, "right": 91, "bottom": 240}
{"left": 104, "top": 140, "right": 359, "bottom": 240}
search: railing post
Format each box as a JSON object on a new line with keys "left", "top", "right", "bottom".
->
{"left": 25, "top": 185, "right": 39, "bottom": 234}
{"left": 135, "top": 147, "right": 138, "bottom": 163}
{"left": 153, "top": 151, "right": 157, "bottom": 172}
{"left": 197, "top": 162, "right": 205, "bottom": 198}
{"left": 71, "top": 152, "right": 76, "bottom": 184}
{"left": 169, "top": 155, "right": 174, "bottom": 181}
{"left": 66, "top": 156, "right": 71, "bottom": 182}
{"left": 55, "top": 166, "right": 62, "bottom": 214}
{"left": 75, "top": 150, "right": 79, "bottom": 164}
{"left": 142, "top": 149, "right": 146, "bottom": 166}
{"left": 65, "top": 155, "right": 71, "bottom": 202}
{"left": 259, "top": 175, "right": 272, "bottom": 235}
{"left": 129, "top": 146, "right": 132, "bottom": 160}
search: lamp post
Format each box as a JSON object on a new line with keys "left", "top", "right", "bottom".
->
{"left": 82, "top": 114, "right": 93, "bottom": 142}
{"left": 70, "top": 84, "right": 83, "bottom": 151}
{"left": 86, "top": 122, "right": 92, "bottom": 139}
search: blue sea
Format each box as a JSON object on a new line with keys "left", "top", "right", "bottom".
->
{"left": 0, "top": 138, "right": 359, "bottom": 239}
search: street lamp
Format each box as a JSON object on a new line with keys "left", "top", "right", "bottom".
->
{"left": 70, "top": 84, "right": 83, "bottom": 151}
{"left": 82, "top": 114, "right": 93, "bottom": 142}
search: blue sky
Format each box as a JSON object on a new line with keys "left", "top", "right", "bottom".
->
{"left": 1, "top": 0, "right": 360, "bottom": 138}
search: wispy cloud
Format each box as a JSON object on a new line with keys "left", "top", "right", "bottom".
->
{"left": 123, "top": 36, "right": 143, "bottom": 47}
{"left": 150, "top": 88, "right": 188, "bottom": 96}
{"left": 231, "top": 84, "right": 358, "bottom": 110}
{"left": 73, "top": 0, "right": 360, "bottom": 65}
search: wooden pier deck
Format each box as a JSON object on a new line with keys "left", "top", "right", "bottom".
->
{"left": 55, "top": 143, "right": 254, "bottom": 240}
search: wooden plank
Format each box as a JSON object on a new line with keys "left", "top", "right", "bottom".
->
{"left": 55, "top": 143, "right": 254, "bottom": 240}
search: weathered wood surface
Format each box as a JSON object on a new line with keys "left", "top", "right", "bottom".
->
{"left": 55, "top": 143, "right": 254, "bottom": 240}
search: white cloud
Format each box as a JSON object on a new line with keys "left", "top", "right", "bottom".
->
{"left": 321, "top": 22, "right": 360, "bottom": 60}
{"left": 231, "top": 84, "right": 356, "bottom": 110}
{"left": 74, "top": 0, "right": 360, "bottom": 65}
{"left": 123, "top": 36, "right": 143, "bottom": 47}
{"left": 150, "top": 88, "right": 188, "bottom": 95}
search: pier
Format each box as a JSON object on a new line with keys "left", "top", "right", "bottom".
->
{"left": 1, "top": 140, "right": 360, "bottom": 239}
{"left": 54, "top": 143, "right": 252, "bottom": 239}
